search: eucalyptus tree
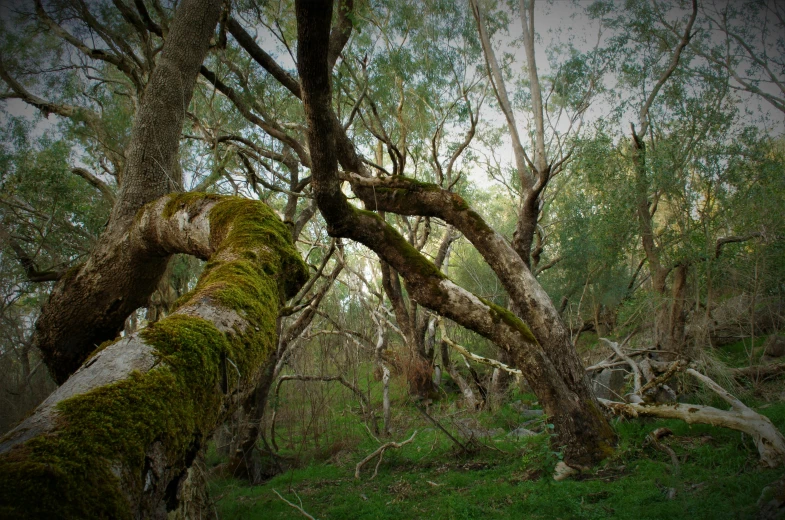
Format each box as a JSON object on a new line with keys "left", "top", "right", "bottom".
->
{"left": 0, "top": 0, "right": 329, "bottom": 512}
{"left": 580, "top": 0, "right": 780, "bottom": 359}
{"left": 0, "top": 4, "right": 622, "bottom": 517}
{"left": 336, "top": 1, "right": 487, "bottom": 397}
{"left": 294, "top": 0, "right": 615, "bottom": 466}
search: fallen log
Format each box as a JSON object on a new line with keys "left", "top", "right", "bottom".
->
{"left": 599, "top": 369, "right": 785, "bottom": 468}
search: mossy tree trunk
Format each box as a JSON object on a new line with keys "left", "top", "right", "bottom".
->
{"left": 295, "top": 0, "right": 615, "bottom": 468}
{"left": 0, "top": 194, "right": 308, "bottom": 519}
{"left": 32, "top": 0, "right": 223, "bottom": 384}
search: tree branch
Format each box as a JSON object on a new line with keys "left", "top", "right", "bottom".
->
{"left": 71, "top": 167, "right": 116, "bottom": 205}
{"left": 638, "top": 0, "right": 698, "bottom": 136}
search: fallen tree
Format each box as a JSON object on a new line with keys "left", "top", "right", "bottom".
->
{"left": 596, "top": 340, "right": 785, "bottom": 468}
{"left": 0, "top": 194, "right": 308, "bottom": 518}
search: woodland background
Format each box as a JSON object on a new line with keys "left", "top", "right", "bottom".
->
{"left": 0, "top": 0, "right": 784, "bottom": 517}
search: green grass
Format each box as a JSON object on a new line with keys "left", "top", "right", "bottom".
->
{"left": 208, "top": 400, "right": 785, "bottom": 519}
{"left": 715, "top": 337, "right": 768, "bottom": 367}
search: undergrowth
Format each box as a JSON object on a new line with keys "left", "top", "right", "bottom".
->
{"left": 207, "top": 397, "right": 785, "bottom": 519}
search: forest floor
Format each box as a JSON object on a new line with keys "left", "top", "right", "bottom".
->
{"left": 206, "top": 340, "right": 785, "bottom": 519}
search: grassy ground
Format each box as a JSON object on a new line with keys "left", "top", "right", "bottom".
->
{"left": 207, "top": 395, "right": 785, "bottom": 519}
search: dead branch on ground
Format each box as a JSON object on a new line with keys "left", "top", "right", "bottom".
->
{"left": 272, "top": 489, "right": 317, "bottom": 520}
{"left": 599, "top": 368, "right": 785, "bottom": 468}
{"left": 354, "top": 430, "right": 417, "bottom": 479}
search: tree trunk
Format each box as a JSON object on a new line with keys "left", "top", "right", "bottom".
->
{"left": 32, "top": 0, "right": 223, "bottom": 384}
{"left": 295, "top": 0, "right": 615, "bottom": 467}
{"left": 633, "top": 139, "right": 689, "bottom": 360}
{"left": 0, "top": 194, "right": 308, "bottom": 519}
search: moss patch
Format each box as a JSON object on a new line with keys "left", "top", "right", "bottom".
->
{"left": 480, "top": 297, "right": 537, "bottom": 344}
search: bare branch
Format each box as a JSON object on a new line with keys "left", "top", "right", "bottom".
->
{"left": 439, "top": 319, "right": 521, "bottom": 376}
{"left": 355, "top": 430, "right": 417, "bottom": 479}
{"left": 71, "top": 167, "right": 116, "bottom": 205}
{"left": 0, "top": 226, "right": 64, "bottom": 283}
{"left": 272, "top": 489, "right": 316, "bottom": 520}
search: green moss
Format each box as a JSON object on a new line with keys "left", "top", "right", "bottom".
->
{"left": 386, "top": 175, "right": 442, "bottom": 191}
{"left": 0, "top": 194, "right": 308, "bottom": 519}
{"left": 480, "top": 297, "right": 538, "bottom": 344}
{"left": 0, "top": 316, "right": 227, "bottom": 519}
{"left": 354, "top": 208, "right": 447, "bottom": 282}
{"left": 465, "top": 209, "right": 496, "bottom": 236}
{"left": 162, "top": 192, "right": 222, "bottom": 219}
{"left": 451, "top": 193, "right": 471, "bottom": 212}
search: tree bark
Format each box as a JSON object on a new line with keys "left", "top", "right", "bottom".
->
{"left": 295, "top": 0, "right": 615, "bottom": 467}
{"left": 32, "top": 0, "right": 223, "bottom": 384}
{"left": 0, "top": 194, "right": 308, "bottom": 519}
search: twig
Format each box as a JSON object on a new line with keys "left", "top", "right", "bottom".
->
{"left": 272, "top": 489, "right": 316, "bottom": 520}
{"left": 355, "top": 430, "right": 417, "bottom": 479}
{"left": 416, "top": 405, "right": 469, "bottom": 453}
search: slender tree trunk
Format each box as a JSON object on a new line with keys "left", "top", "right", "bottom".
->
{"left": 0, "top": 194, "right": 308, "bottom": 519}
{"left": 632, "top": 139, "right": 689, "bottom": 359}
{"left": 381, "top": 261, "right": 436, "bottom": 399}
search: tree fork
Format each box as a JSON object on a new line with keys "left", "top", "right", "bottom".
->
{"left": 32, "top": 0, "right": 223, "bottom": 384}
{"left": 0, "top": 194, "right": 308, "bottom": 519}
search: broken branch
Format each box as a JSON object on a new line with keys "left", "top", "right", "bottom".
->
{"left": 355, "top": 430, "right": 417, "bottom": 479}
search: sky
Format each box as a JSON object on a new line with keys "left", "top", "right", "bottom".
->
{"left": 1, "top": 0, "right": 782, "bottom": 187}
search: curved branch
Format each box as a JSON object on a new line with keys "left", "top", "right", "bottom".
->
{"left": 295, "top": 0, "right": 614, "bottom": 466}
{"left": 71, "top": 167, "right": 117, "bottom": 205}
{"left": 0, "top": 193, "right": 308, "bottom": 517}
{"left": 0, "top": 225, "right": 64, "bottom": 282}
{"left": 226, "top": 17, "right": 301, "bottom": 98}
{"left": 328, "top": 0, "right": 354, "bottom": 70}
{"left": 715, "top": 232, "right": 763, "bottom": 259}
{"left": 638, "top": 0, "right": 698, "bottom": 136}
